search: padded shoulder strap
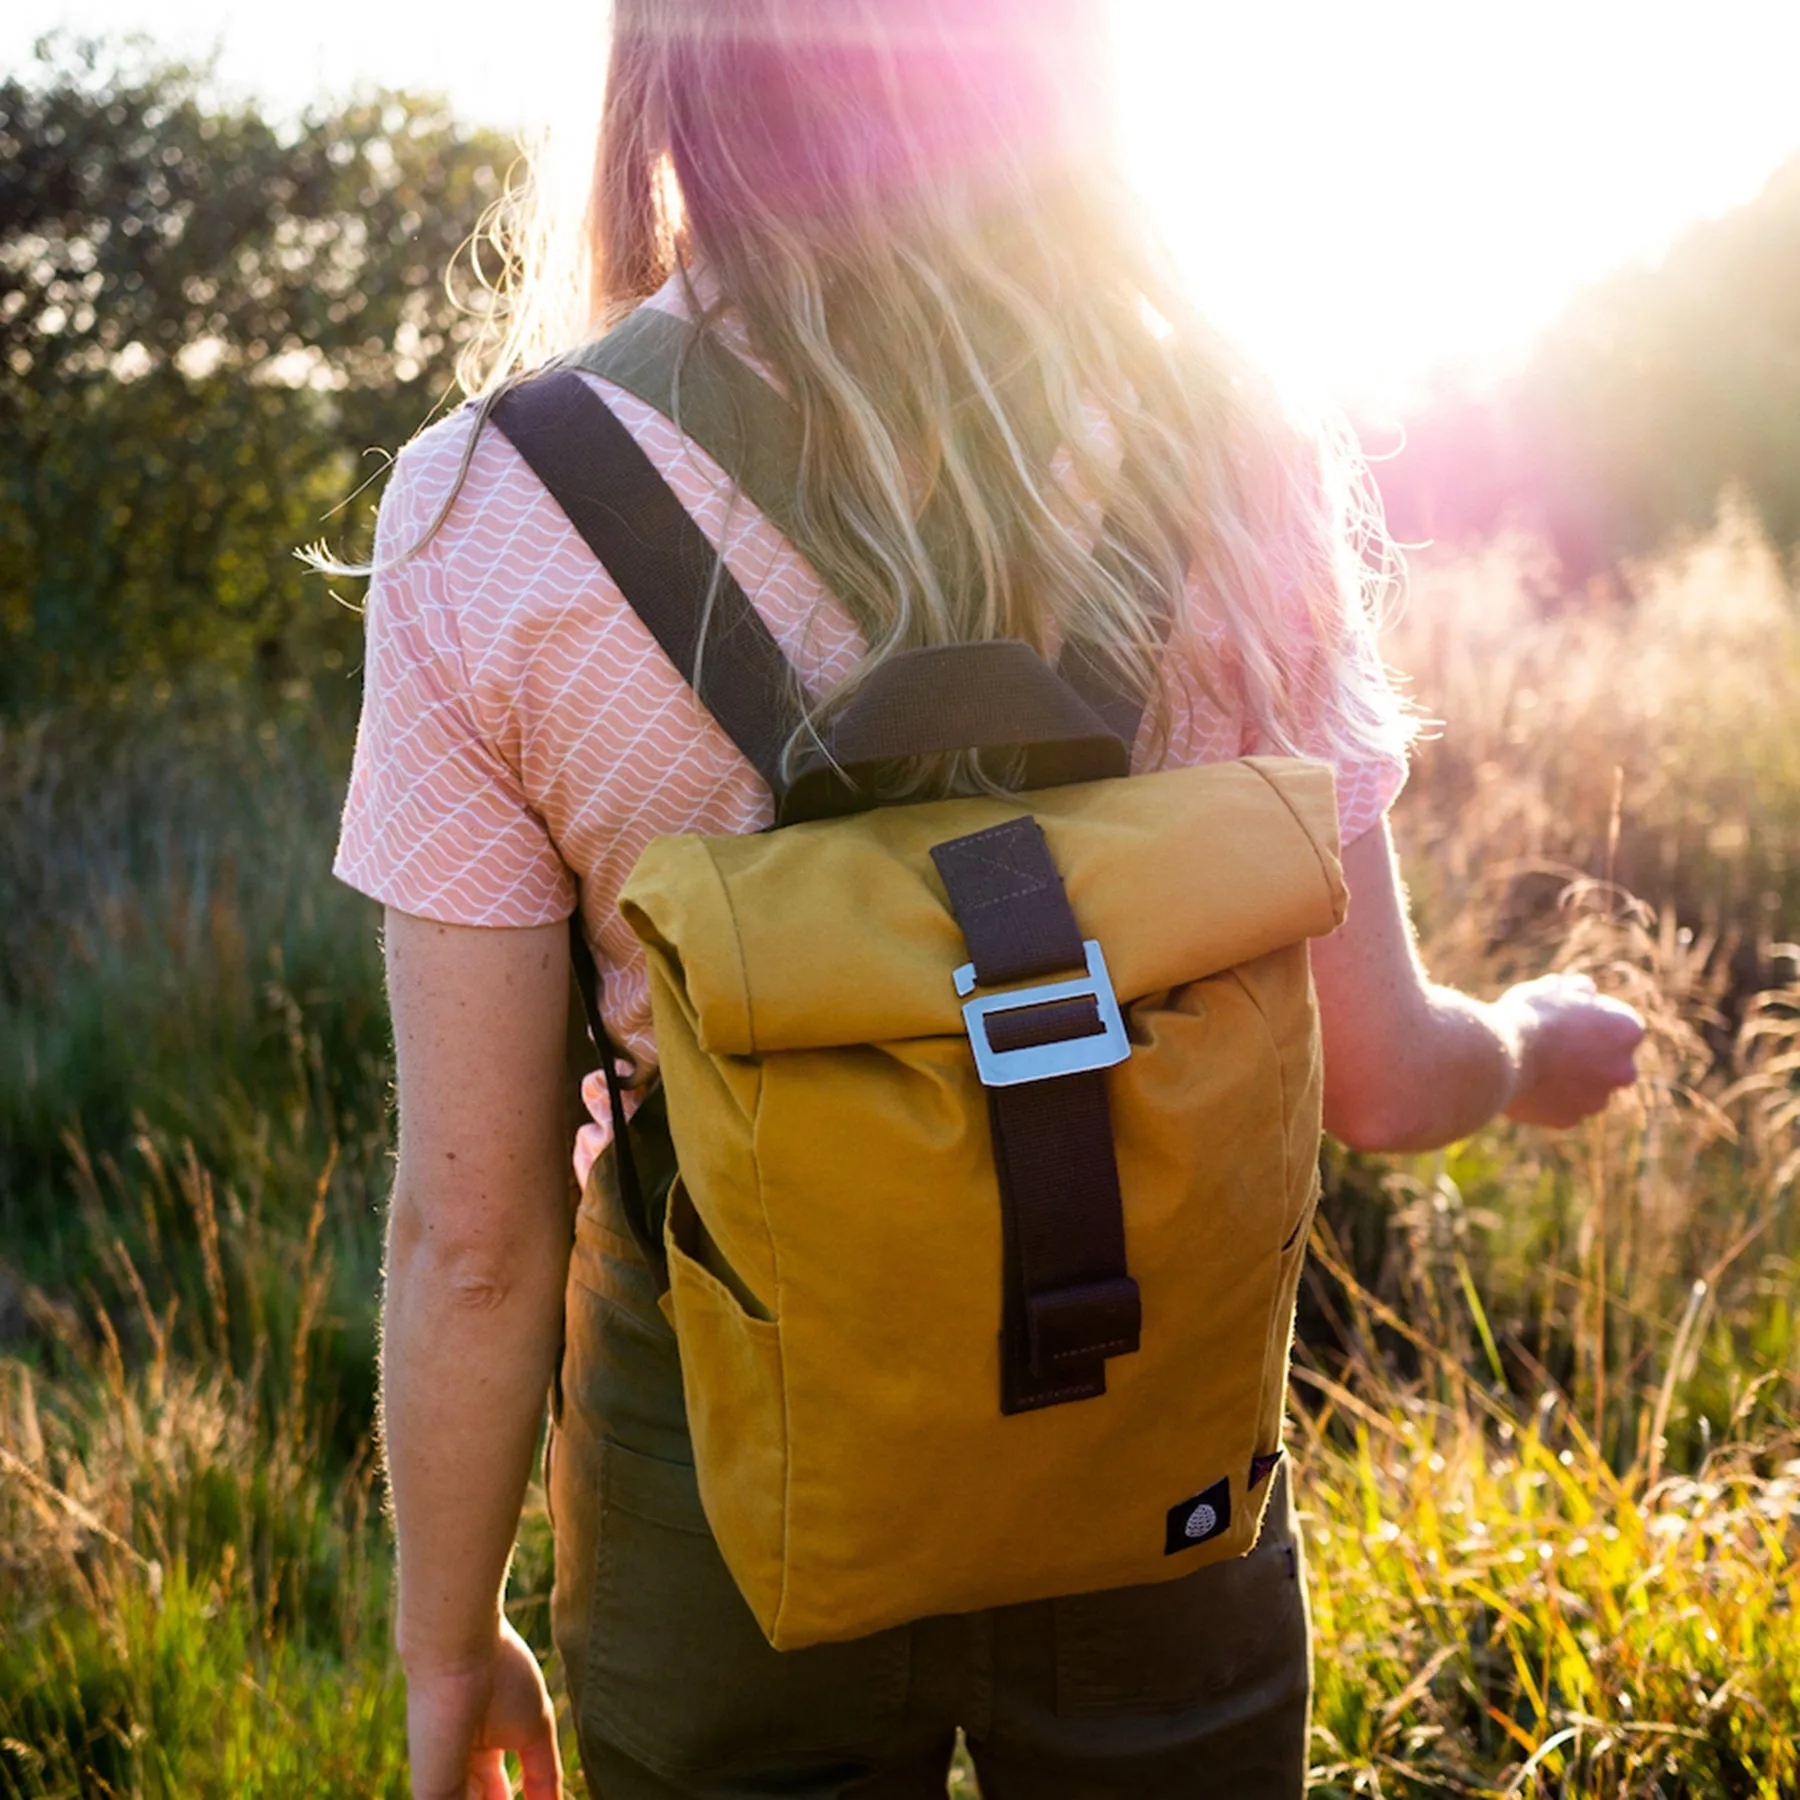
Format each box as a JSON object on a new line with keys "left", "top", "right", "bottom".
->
{"left": 568, "top": 306, "right": 1177, "bottom": 761}
{"left": 566, "top": 307, "right": 809, "bottom": 551}
{"left": 490, "top": 369, "right": 802, "bottom": 794}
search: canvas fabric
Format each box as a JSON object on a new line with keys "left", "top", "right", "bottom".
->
{"left": 615, "top": 755, "right": 1344, "bottom": 1648}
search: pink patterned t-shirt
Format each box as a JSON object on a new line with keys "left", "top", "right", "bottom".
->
{"left": 334, "top": 291, "right": 1405, "bottom": 1182}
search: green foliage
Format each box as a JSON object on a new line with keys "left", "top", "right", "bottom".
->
{"left": 1306, "top": 1401, "right": 1800, "bottom": 1798}
{"left": 0, "top": 37, "right": 515, "bottom": 711}
{"left": 0, "top": 1561, "right": 412, "bottom": 1798}
{"left": 0, "top": 724, "right": 392, "bottom": 1490}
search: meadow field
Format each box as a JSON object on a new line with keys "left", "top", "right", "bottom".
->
{"left": 3, "top": 512, "right": 1800, "bottom": 1797}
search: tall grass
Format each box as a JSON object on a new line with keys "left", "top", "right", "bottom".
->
{"left": 0, "top": 689, "right": 560, "bottom": 1795}
{"left": 1297, "top": 512, "right": 1800, "bottom": 1795}
{"left": 0, "top": 692, "right": 414, "bottom": 1797}
{"left": 2, "top": 518, "right": 1798, "bottom": 1794}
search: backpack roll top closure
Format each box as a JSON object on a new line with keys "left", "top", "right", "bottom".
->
{"left": 620, "top": 757, "right": 1344, "bottom": 1056}
{"left": 619, "top": 755, "right": 1344, "bottom": 1649}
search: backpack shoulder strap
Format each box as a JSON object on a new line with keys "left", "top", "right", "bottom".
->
{"left": 567, "top": 306, "right": 1178, "bottom": 761}
{"left": 565, "top": 306, "right": 809, "bottom": 552}
{"left": 491, "top": 367, "right": 807, "bottom": 1287}
{"left": 490, "top": 367, "right": 801, "bottom": 794}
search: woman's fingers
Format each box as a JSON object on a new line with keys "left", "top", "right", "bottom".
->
{"left": 406, "top": 1624, "right": 561, "bottom": 1800}
{"left": 485, "top": 1624, "right": 563, "bottom": 1800}
{"left": 1502, "top": 977, "right": 1648, "bottom": 1127}
{"left": 1570, "top": 992, "right": 1648, "bottom": 1088}
{"left": 467, "top": 1750, "right": 512, "bottom": 1800}
{"left": 516, "top": 1732, "right": 564, "bottom": 1800}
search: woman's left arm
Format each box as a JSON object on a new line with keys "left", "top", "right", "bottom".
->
{"left": 382, "top": 908, "right": 573, "bottom": 1800}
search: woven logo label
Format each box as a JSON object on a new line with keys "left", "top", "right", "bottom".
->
{"left": 1164, "top": 1477, "right": 1232, "bottom": 1554}
{"left": 1184, "top": 1502, "right": 1218, "bottom": 1538}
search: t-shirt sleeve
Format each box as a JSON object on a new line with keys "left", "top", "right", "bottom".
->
{"left": 332, "top": 431, "right": 577, "bottom": 926}
{"left": 1170, "top": 565, "right": 1409, "bottom": 849}
{"left": 1296, "top": 598, "right": 1409, "bottom": 847}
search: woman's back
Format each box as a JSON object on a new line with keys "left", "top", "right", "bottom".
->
{"left": 336, "top": 274, "right": 1406, "bottom": 1182}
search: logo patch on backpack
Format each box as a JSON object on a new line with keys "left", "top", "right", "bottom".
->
{"left": 1164, "top": 1477, "right": 1232, "bottom": 1554}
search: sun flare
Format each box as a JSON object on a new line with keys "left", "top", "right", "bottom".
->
{"left": 7, "top": 0, "right": 1798, "bottom": 406}
{"left": 1110, "top": 0, "right": 1800, "bottom": 407}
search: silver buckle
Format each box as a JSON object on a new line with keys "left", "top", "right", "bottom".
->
{"left": 953, "top": 940, "right": 1131, "bottom": 1088}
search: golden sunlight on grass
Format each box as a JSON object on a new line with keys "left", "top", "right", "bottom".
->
{"left": 8, "top": 519, "right": 1800, "bottom": 1794}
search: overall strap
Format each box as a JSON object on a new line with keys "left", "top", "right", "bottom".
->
{"left": 568, "top": 307, "right": 1176, "bottom": 758}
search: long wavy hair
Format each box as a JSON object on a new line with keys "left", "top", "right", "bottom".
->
{"left": 451, "top": 0, "right": 1409, "bottom": 783}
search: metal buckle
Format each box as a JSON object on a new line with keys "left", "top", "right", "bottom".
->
{"left": 953, "top": 940, "right": 1131, "bottom": 1088}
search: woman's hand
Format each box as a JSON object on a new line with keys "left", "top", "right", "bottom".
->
{"left": 405, "top": 1619, "right": 562, "bottom": 1800}
{"left": 1498, "top": 972, "right": 1647, "bottom": 1128}
{"left": 1315, "top": 824, "right": 1649, "bottom": 1151}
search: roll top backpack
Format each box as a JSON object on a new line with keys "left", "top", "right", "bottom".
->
{"left": 492, "top": 311, "right": 1346, "bottom": 1651}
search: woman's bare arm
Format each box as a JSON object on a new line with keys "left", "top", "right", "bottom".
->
{"left": 382, "top": 909, "right": 571, "bottom": 1800}
{"left": 1311, "top": 821, "right": 1645, "bottom": 1152}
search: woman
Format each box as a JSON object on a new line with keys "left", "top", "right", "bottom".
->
{"left": 335, "top": 2, "right": 1645, "bottom": 1794}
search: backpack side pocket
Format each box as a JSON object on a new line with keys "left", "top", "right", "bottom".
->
{"left": 662, "top": 1185, "right": 790, "bottom": 1642}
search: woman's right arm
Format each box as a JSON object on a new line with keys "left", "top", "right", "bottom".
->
{"left": 1311, "top": 820, "right": 1646, "bottom": 1152}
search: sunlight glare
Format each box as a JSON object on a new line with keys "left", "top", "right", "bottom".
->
{"left": 9, "top": 0, "right": 1799, "bottom": 405}
{"left": 1110, "top": 0, "right": 1800, "bottom": 407}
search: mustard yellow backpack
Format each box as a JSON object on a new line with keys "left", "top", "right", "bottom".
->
{"left": 493, "top": 314, "right": 1346, "bottom": 1651}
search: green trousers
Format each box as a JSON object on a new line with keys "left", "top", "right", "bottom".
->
{"left": 548, "top": 1163, "right": 1313, "bottom": 1799}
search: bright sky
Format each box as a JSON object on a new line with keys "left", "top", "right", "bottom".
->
{"left": 9, "top": 1, "right": 1800, "bottom": 407}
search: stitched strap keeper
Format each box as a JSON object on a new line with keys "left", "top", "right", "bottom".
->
{"left": 1028, "top": 1277, "right": 1143, "bottom": 1370}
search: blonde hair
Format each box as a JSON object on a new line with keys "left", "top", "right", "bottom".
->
{"left": 456, "top": 0, "right": 1411, "bottom": 786}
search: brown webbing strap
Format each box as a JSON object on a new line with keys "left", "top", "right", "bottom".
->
{"left": 491, "top": 371, "right": 803, "bottom": 794}
{"left": 931, "top": 817, "right": 1141, "bottom": 1414}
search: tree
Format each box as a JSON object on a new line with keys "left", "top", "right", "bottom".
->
{"left": 0, "top": 37, "right": 518, "bottom": 710}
